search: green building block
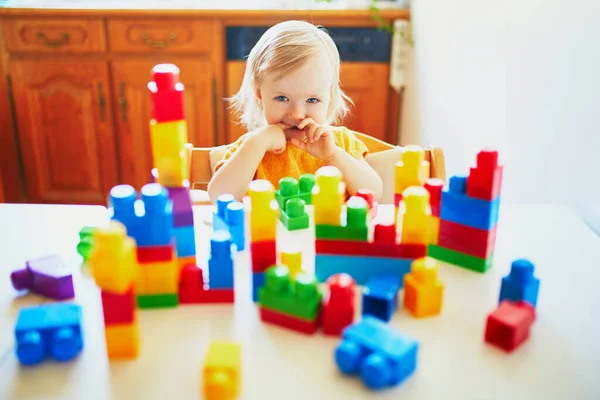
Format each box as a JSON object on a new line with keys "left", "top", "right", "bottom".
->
{"left": 280, "top": 198, "right": 309, "bottom": 231}
{"left": 427, "top": 244, "right": 493, "bottom": 273}
{"left": 276, "top": 174, "right": 316, "bottom": 212}
{"left": 77, "top": 226, "right": 96, "bottom": 261}
{"left": 137, "top": 294, "right": 179, "bottom": 309}
{"left": 315, "top": 196, "right": 369, "bottom": 241}
{"left": 258, "top": 265, "right": 322, "bottom": 320}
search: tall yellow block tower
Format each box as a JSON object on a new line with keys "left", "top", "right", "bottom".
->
{"left": 312, "top": 166, "right": 345, "bottom": 226}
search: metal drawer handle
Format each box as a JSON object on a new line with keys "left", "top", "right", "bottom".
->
{"left": 36, "top": 32, "right": 70, "bottom": 48}
{"left": 142, "top": 31, "right": 177, "bottom": 49}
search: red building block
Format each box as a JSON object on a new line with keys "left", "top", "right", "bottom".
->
{"left": 485, "top": 300, "right": 536, "bottom": 352}
{"left": 438, "top": 219, "right": 497, "bottom": 258}
{"left": 259, "top": 307, "right": 320, "bottom": 335}
{"left": 101, "top": 286, "right": 135, "bottom": 326}
{"left": 394, "top": 192, "right": 403, "bottom": 208}
{"left": 137, "top": 244, "right": 175, "bottom": 263}
{"left": 322, "top": 274, "right": 356, "bottom": 336}
{"left": 147, "top": 64, "right": 185, "bottom": 123}
{"left": 373, "top": 222, "right": 396, "bottom": 244}
{"left": 250, "top": 240, "right": 277, "bottom": 273}
{"left": 355, "top": 189, "right": 378, "bottom": 219}
{"left": 179, "top": 264, "right": 234, "bottom": 304}
{"left": 425, "top": 178, "right": 444, "bottom": 217}
{"left": 315, "top": 239, "right": 426, "bottom": 259}
{"left": 467, "top": 150, "right": 503, "bottom": 201}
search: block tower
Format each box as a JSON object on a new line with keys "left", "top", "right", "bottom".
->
{"left": 394, "top": 145, "right": 430, "bottom": 212}
{"left": 147, "top": 63, "right": 196, "bottom": 276}
{"left": 428, "top": 150, "right": 503, "bottom": 273}
{"left": 247, "top": 180, "right": 278, "bottom": 301}
{"left": 88, "top": 221, "right": 140, "bottom": 359}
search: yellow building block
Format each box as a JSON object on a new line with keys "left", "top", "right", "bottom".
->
{"left": 150, "top": 119, "right": 189, "bottom": 187}
{"left": 312, "top": 166, "right": 344, "bottom": 226}
{"left": 136, "top": 259, "right": 178, "bottom": 295}
{"left": 401, "top": 186, "right": 431, "bottom": 244}
{"left": 403, "top": 257, "right": 444, "bottom": 317}
{"left": 281, "top": 250, "right": 302, "bottom": 278}
{"left": 248, "top": 180, "right": 278, "bottom": 242}
{"left": 203, "top": 341, "right": 241, "bottom": 400}
{"left": 89, "top": 221, "right": 138, "bottom": 293}
{"left": 394, "top": 145, "right": 430, "bottom": 196}
{"left": 105, "top": 321, "right": 140, "bottom": 359}
{"left": 429, "top": 216, "right": 440, "bottom": 245}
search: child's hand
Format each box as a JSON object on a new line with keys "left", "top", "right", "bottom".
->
{"left": 289, "top": 118, "right": 338, "bottom": 162}
{"left": 251, "top": 123, "right": 290, "bottom": 154}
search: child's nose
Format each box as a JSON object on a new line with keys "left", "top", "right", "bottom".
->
{"left": 289, "top": 105, "right": 305, "bottom": 122}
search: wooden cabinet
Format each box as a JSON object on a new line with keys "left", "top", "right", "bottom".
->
{"left": 9, "top": 59, "right": 119, "bottom": 204}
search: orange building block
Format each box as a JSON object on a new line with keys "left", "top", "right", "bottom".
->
{"left": 312, "top": 166, "right": 345, "bottom": 226}
{"left": 404, "top": 257, "right": 444, "bottom": 317}
{"left": 203, "top": 341, "right": 241, "bottom": 400}
{"left": 104, "top": 321, "right": 140, "bottom": 359}
{"left": 400, "top": 186, "right": 432, "bottom": 244}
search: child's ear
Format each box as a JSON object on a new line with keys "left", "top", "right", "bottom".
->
{"left": 255, "top": 88, "right": 262, "bottom": 100}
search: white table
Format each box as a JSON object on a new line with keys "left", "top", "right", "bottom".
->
{"left": 0, "top": 203, "right": 599, "bottom": 400}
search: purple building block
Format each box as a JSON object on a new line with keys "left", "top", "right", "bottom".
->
{"left": 167, "top": 185, "right": 194, "bottom": 227}
{"left": 11, "top": 255, "right": 74, "bottom": 300}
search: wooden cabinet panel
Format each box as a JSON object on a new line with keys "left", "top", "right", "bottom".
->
{"left": 340, "top": 63, "right": 389, "bottom": 142}
{"left": 111, "top": 58, "right": 216, "bottom": 190}
{"left": 9, "top": 59, "right": 119, "bottom": 204}
{"left": 225, "top": 61, "right": 247, "bottom": 143}
{"left": 2, "top": 18, "right": 106, "bottom": 53}
{"left": 107, "top": 19, "right": 213, "bottom": 54}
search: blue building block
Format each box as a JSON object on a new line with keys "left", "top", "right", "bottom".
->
{"left": 362, "top": 275, "right": 402, "bottom": 322}
{"left": 109, "top": 183, "right": 174, "bottom": 246}
{"left": 213, "top": 194, "right": 246, "bottom": 251}
{"left": 174, "top": 225, "right": 196, "bottom": 257}
{"left": 335, "top": 316, "right": 418, "bottom": 390}
{"left": 499, "top": 259, "right": 540, "bottom": 307}
{"left": 15, "top": 303, "right": 83, "bottom": 366}
{"left": 252, "top": 272, "right": 265, "bottom": 302}
{"left": 208, "top": 230, "right": 235, "bottom": 289}
{"left": 440, "top": 175, "right": 500, "bottom": 230}
{"left": 315, "top": 255, "right": 413, "bottom": 285}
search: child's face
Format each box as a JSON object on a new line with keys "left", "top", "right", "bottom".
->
{"left": 257, "top": 54, "right": 333, "bottom": 139}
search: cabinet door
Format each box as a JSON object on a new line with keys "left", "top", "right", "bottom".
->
{"left": 111, "top": 59, "right": 216, "bottom": 190}
{"left": 10, "top": 59, "right": 119, "bottom": 204}
{"left": 340, "top": 63, "right": 390, "bottom": 142}
{"left": 225, "top": 61, "right": 247, "bottom": 143}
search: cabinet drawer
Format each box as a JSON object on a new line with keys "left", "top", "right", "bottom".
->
{"left": 107, "top": 19, "right": 213, "bottom": 54}
{"left": 2, "top": 18, "right": 106, "bottom": 53}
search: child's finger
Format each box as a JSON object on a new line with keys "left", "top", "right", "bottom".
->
{"left": 308, "top": 123, "right": 320, "bottom": 143}
{"left": 289, "top": 138, "right": 307, "bottom": 151}
{"left": 297, "top": 118, "right": 314, "bottom": 130}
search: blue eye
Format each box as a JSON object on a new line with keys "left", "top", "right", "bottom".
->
{"left": 307, "top": 98, "right": 320, "bottom": 103}
{"left": 275, "top": 96, "right": 288, "bottom": 102}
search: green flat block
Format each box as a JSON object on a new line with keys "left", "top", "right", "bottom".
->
{"left": 428, "top": 244, "right": 493, "bottom": 273}
{"left": 315, "top": 224, "right": 368, "bottom": 241}
{"left": 258, "top": 266, "right": 322, "bottom": 320}
{"left": 137, "top": 294, "right": 179, "bottom": 309}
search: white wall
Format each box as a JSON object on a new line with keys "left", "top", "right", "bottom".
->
{"left": 403, "top": 0, "right": 600, "bottom": 205}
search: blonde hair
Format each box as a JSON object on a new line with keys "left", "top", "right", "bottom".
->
{"left": 228, "top": 20, "right": 353, "bottom": 131}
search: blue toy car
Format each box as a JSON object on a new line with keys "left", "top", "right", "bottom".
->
{"left": 335, "top": 316, "right": 418, "bottom": 390}
{"left": 14, "top": 303, "right": 83, "bottom": 366}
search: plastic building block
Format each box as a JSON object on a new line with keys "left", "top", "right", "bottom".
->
{"left": 280, "top": 250, "right": 302, "bottom": 277}
{"left": 214, "top": 194, "right": 235, "bottom": 229}
{"left": 101, "top": 286, "right": 136, "bottom": 326}
{"left": 203, "top": 342, "right": 241, "bottom": 400}
{"left": 14, "top": 303, "right": 83, "bottom": 366}
{"left": 275, "top": 174, "right": 316, "bottom": 211}
{"left": 136, "top": 259, "right": 178, "bottom": 295}
{"left": 179, "top": 265, "right": 234, "bottom": 304}
{"left": 259, "top": 266, "right": 323, "bottom": 321}
{"left": 355, "top": 189, "right": 378, "bottom": 219}
{"left": 76, "top": 226, "right": 96, "bottom": 261}
{"left": 467, "top": 150, "right": 503, "bottom": 201}
{"left": 250, "top": 240, "right": 276, "bottom": 273}
{"left": 499, "top": 259, "right": 540, "bottom": 307}
{"left": 11, "top": 254, "right": 74, "bottom": 300}
{"left": 166, "top": 183, "right": 194, "bottom": 227}
{"left": 440, "top": 176, "right": 500, "bottom": 231}
{"left": 251, "top": 272, "right": 265, "bottom": 302}
{"left": 335, "top": 316, "right": 418, "bottom": 390}
{"left": 259, "top": 306, "right": 320, "bottom": 335}
{"left": 400, "top": 186, "right": 431, "bottom": 244}
{"left": 362, "top": 275, "right": 402, "bottom": 322}
{"left": 104, "top": 322, "right": 140, "bottom": 359}
{"left": 148, "top": 63, "right": 185, "bottom": 122}
{"left": 373, "top": 221, "right": 396, "bottom": 243}
{"left": 429, "top": 216, "right": 440, "bottom": 245}
{"left": 174, "top": 225, "right": 196, "bottom": 257}
{"left": 316, "top": 240, "right": 427, "bottom": 259}
{"left": 137, "top": 294, "right": 179, "bottom": 309}
{"left": 280, "top": 198, "right": 309, "bottom": 231}
{"left": 427, "top": 244, "right": 493, "bottom": 273}
{"left": 136, "top": 243, "right": 175, "bottom": 263}
{"left": 88, "top": 221, "right": 138, "bottom": 293}
{"left": 424, "top": 178, "right": 444, "bottom": 217}
{"left": 109, "top": 183, "right": 174, "bottom": 247}
{"left": 485, "top": 300, "right": 535, "bottom": 352}
{"left": 312, "top": 166, "right": 345, "bottom": 225}
{"left": 315, "top": 254, "right": 413, "bottom": 285}
{"left": 213, "top": 194, "right": 246, "bottom": 251}
{"left": 438, "top": 219, "right": 497, "bottom": 259}
{"left": 315, "top": 196, "right": 369, "bottom": 241}
{"left": 177, "top": 255, "right": 196, "bottom": 276}
{"left": 403, "top": 257, "right": 444, "bottom": 317}
{"left": 394, "top": 145, "right": 430, "bottom": 205}
{"left": 247, "top": 180, "right": 278, "bottom": 242}
{"left": 322, "top": 274, "right": 356, "bottom": 336}
{"left": 208, "top": 231, "right": 235, "bottom": 289}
